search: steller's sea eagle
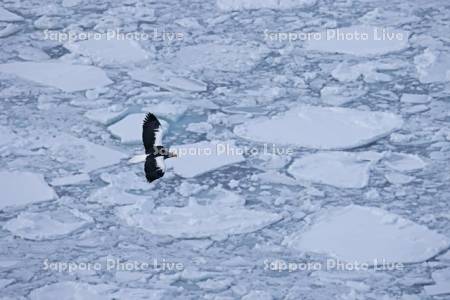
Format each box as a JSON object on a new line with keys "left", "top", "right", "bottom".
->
{"left": 129, "top": 113, "right": 177, "bottom": 183}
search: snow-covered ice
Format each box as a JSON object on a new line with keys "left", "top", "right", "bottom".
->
{"left": 0, "top": 62, "right": 113, "bottom": 92}
{"left": 320, "top": 85, "right": 366, "bottom": 106}
{"left": 0, "top": 171, "right": 56, "bottom": 209}
{"left": 166, "top": 141, "right": 245, "bottom": 178}
{"left": 217, "top": 0, "right": 317, "bottom": 11}
{"left": 50, "top": 173, "right": 90, "bottom": 186}
{"left": 284, "top": 205, "right": 450, "bottom": 264}
{"left": 65, "top": 37, "right": 149, "bottom": 65}
{"left": 234, "top": 106, "right": 403, "bottom": 150}
{"left": 0, "top": 7, "right": 23, "bottom": 22}
{"left": 414, "top": 49, "right": 450, "bottom": 83}
{"left": 4, "top": 209, "right": 92, "bottom": 240}
{"left": 84, "top": 106, "right": 128, "bottom": 125}
{"left": 400, "top": 94, "right": 431, "bottom": 104}
{"left": 305, "top": 26, "right": 409, "bottom": 56}
{"left": 130, "top": 69, "right": 207, "bottom": 92}
{"left": 424, "top": 268, "right": 450, "bottom": 296}
{"left": 383, "top": 153, "right": 426, "bottom": 172}
{"left": 288, "top": 152, "right": 381, "bottom": 188}
{"left": 141, "top": 103, "right": 188, "bottom": 122}
{"left": 108, "top": 113, "right": 148, "bottom": 144}
{"left": 117, "top": 188, "right": 282, "bottom": 238}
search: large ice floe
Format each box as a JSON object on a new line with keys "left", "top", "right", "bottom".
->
{"left": 65, "top": 36, "right": 148, "bottom": 65}
{"left": 234, "top": 106, "right": 403, "bottom": 150}
{"left": 174, "top": 43, "right": 268, "bottom": 72}
{"left": 108, "top": 113, "right": 148, "bottom": 144}
{"left": 0, "top": 171, "right": 56, "bottom": 210}
{"left": 0, "top": 62, "right": 112, "bottom": 92}
{"left": 3, "top": 209, "right": 92, "bottom": 240}
{"left": 117, "top": 188, "right": 282, "bottom": 238}
{"left": 130, "top": 69, "right": 207, "bottom": 93}
{"left": 166, "top": 141, "right": 245, "bottom": 178}
{"left": 305, "top": 25, "right": 409, "bottom": 56}
{"left": 283, "top": 205, "right": 450, "bottom": 264}
{"left": 29, "top": 281, "right": 165, "bottom": 300}
{"left": 216, "top": 0, "right": 317, "bottom": 11}
{"left": 288, "top": 151, "right": 382, "bottom": 188}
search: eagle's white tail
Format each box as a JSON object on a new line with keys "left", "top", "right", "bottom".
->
{"left": 128, "top": 154, "right": 147, "bottom": 164}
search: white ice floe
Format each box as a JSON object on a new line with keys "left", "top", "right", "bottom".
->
{"left": 117, "top": 188, "right": 282, "bottom": 238}
{"left": 0, "top": 62, "right": 112, "bottom": 92}
{"left": 0, "top": 126, "right": 16, "bottom": 147}
{"left": 305, "top": 26, "right": 409, "bottom": 56}
{"left": 0, "top": 171, "right": 56, "bottom": 210}
{"left": 424, "top": 268, "right": 450, "bottom": 296}
{"left": 400, "top": 94, "right": 431, "bottom": 104}
{"left": 283, "top": 205, "right": 450, "bottom": 264}
{"left": 0, "top": 7, "right": 23, "bottom": 22}
{"left": 288, "top": 152, "right": 381, "bottom": 188}
{"left": 384, "top": 172, "right": 414, "bottom": 185}
{"left": 84, "top": 106, "right": 128, "bottom": 125}
{"left": 331, "top": 61, "right": 403, "bottom": 83}
{"left": 186, "top": 122, "right": 213, "bottom": 134}
{"left": 142, "top": 103, "right": 188, "bottom": 122}
{"left": 175, "top": 43, "right": 268, "bottom": 72}
{"left": 66, "top": 37, "right": 148, "bottom": 65}
{"left": 130, "top": 69, "right": 207, "bottom": 92}
{"left": 217, "top": 0, "right": 317, "bottom": 11}
{"left": 320, "top": 85, "right": 366, "bottom": 106}
{"left": 0, "top": 24, "right": 21, "bottom": 38}
{"left": 47, "top": 134, "right": 127, "bottom": 172}
{"left": 30, "top": 281, "right": 165, "bottom": 300}
{"left": 51, "top": 173, "right": 90, "bottom": 186}
{"left": 165, "top": 141, "right": 245, "bottom": 178}
{"left": 234, "top": 105, "right": 403, "bottom": 150}
{"left": 383, "top": 152, "right": 426, "bottom": 172}
{"left": 108, "top": 113, "right": 148, "bottom": 144}
{"left": 3, "top": 209, "right": 92, "bottom": 240}
{"left": 414, "top": 49, "right": 450, "bottom": 83}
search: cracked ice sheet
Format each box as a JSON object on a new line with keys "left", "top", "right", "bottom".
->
{"left": 117, "top": 188, "right": 282, "bottom": 238}
{"left": 166, "top": 141, "right": 245, "bottom": 178}
{"left": 216, "top": 0, "right": 317, "bottom": 11}
{"left": 3, "top": 209, "right": 92, "bottom": 240}
{"left": 283, "top": 205, "right": 450, "bottom": 264}
{"left": 234, "top": 106, "right": 403, "bottom": 150}
{"left": 288, "top": 151, "right": 382, "bottom": 188}
{"left": 305, "top": 25, "right": 409, "bottom": 56}
{"left": 29, "top": 281, "right": 166, "bottom": 300}
{"left": 0, "top": 62, "right": 112, "bottom": 92}
{"left": 174, "top": 43, "right": 269, "bottom": 72}
{"left": 65, "top": 36, "right": 149, "bottom": 65}
{"left": 0, "top": 171, "right": 56, "bottom": 209}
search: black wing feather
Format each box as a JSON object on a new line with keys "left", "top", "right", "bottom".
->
{"left": 144, "top": 154, "right": 165, "bottom": 183}
{"left": 142, "top": 113, "right": 161, "bottom": 154}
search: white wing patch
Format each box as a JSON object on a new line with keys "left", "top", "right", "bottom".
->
{"left": 155, "top": 156, "right": 166, "bottom": 172}
{"left": 154, "top": 127, "right": 163, "bottom": 146}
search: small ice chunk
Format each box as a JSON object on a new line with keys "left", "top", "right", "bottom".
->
{"left": 383, "top": 153, "right": 426, "bottom": 172}
{"left": 217, "top": 0, "right": 317, "bottom": 11}
{"left": 400, "top": 94, "right": 430, "bottom": 104}
{"left": 234, "top": 105, "right": 403, "bottom": 150}
{"left": 117, "top": 190, "right": 282, "bottom": 238}
{"left": 66, "top": 37, "right": 148, "bottom": 64}
{"left": 166, "top": 141, "right": 245, "bottom": 178}
{"left": 414, "top": 49, "right": 450, "bottom": 83}
{"left": 385, "top": 172, "right": 414, "bottom": 185}
{"left": 0, "top": 62, "right": 112, "bottom": 92}
{"left": 320, "top": 85, "right": 366, "bottom": 106}
{"left": 84, "top": 106, "right": 128, "bottom": 125}
{"left": 288, "top": 152, "right": 381, "bottom": 188}
{"left": 108, "top": 113, "right": 148, "bottom": 144}
{"left": 175, "top": 43, "right": 268, "bottom": 72}
{"left": 186, "top": 122, "right": 213, "bottom": 133}
{"left": 0, "top": 171, "right": 56, "bottom": 209}
{"left": 51, "top": 173, "right": 90, "bottom": 186}
{"left": 424, "top": 268, "right": 450, "bottom": 296}
{"left": 404, "top": 105, "right": 429, "bottom": 115}
{"left": 3, "top": 209, "right": 92, "bottom": 240}
{"left": 306, "top": 26, "right": 409, "bottom": 56}
{"left": 0, "top": 7, "right": 23, "bottom": 22}
{"left": 283, "top": 205, "right": 450, "bottom": 264}
{"left": 130, "top": 69, "right": 207, "bottom": 92}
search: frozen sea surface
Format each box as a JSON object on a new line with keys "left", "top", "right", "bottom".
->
{"left": 1, "top": 0, "right": 450, "bottom": 299}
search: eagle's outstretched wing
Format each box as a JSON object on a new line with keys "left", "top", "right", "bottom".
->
{"left": 142, "top": 112, "right": 163, "bottom": 154}
{"left": 144, "top": 155, "right": 165, "bottom": 183}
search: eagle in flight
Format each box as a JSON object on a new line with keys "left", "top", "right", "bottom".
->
{"left": 129, "top": 113, "right": 177, "bottom": 183}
